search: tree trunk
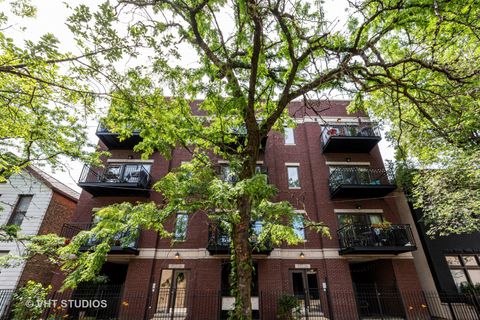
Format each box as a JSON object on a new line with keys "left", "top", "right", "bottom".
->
{"left": 232, "top": 200, "right": 253, "bottom": 319}
{"left": 231, "top": 150, "right": 258, "bottom": 319}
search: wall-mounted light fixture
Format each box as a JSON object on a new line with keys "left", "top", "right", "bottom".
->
{"left": 175, "top": 252, "right": 180, "bottom": 260}
{"left": 299, "top": 252, "right": 305, "bottom": 259}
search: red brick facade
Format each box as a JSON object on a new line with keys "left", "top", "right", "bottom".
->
{"left": 18, "top": 192, "right": 78, "bottom": 287}
{"left": 53, "top": 100, "right": 423, "bottom": 319}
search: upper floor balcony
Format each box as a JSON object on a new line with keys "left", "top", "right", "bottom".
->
{"left": 214, "top": 164, "right": 268, "bottom": 184}
{"left": 96, "top": 123, "right": 142, "bottom": 149}
{"left": 78, "top": 163, "right": 152, "bottom": 197}
{"left": 329, "top": 167, "right": 396, "bottom": 199}
{"left": 337, "top": 224, "right": 416, "bottom": 255}
{"left": 321, "top": 123, "right": 381, "bottom": 153}
{"left": 207, "top": 223, "right": 273, "bottom": 255}
{"left": 60, "top": 222, "right": 139, "bottom": 255}
{"left": 222, "top": 125, "right": 268, "bottom": 152}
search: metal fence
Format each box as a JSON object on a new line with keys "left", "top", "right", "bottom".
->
{"left": 338, "top": 224, "right": 416, "bottom": 251}
{"left": 78, "top": 163, "right": 152, "bottom": 188}
{"left": 2, "top": 286, "right": 480, "bottom": 320}
{"left": 329, "top": 167, "right": 394, "bottom": 191}
{"left": 321, "top": 122, "right": 381, "bottom": 144}
{"left": 0, "top": 290, "right": 14, "bottom": 320}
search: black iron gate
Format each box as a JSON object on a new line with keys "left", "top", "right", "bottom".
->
{"left": 353, "top": 283, "right": 405, "bottom": 319}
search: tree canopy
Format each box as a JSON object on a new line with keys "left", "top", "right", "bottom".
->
{"left": 2, "top": 0, "right": 480, "bottom": 319}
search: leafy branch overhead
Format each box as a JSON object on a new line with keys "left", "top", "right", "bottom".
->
{"left": 2, "top": 1, "right": 479, "bottom": 319}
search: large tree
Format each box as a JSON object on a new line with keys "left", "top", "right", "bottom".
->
{"left": 38, "top": 0, "right": 480, "bottom": 319}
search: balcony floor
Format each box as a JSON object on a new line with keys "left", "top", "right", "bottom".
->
{"left": 79, "top": 182, "right": 149, "bottom": 197}
{"left": 330, "top": 184, "right": 396, "bottom": 199}
{"left": 97, "top": 132, "right": 142, "bottom": 149}
{"left": 323, "top": 136, "right": 381, "bottom": 153}
{"left": 339, "top": 245, "right": 417, "bottom": 255}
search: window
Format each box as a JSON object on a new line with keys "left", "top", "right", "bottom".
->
{"left": 220, "top": 165, "right": 237, "bottom": 183}
{"left": 174, "top": 213, "right": 188, "bottom": 240}
{"left": 287, "top": 166, "right": 300, "bottom": 188}
{"left": 337, "top": 213, "right": 383, "bottom": 228}
{"left": 445, "top": 255, "right": 480, "bottom": 290}
{"left": 8, "top": 195, "right": 33, "bottom": 226}
{"left": 285, "top": 127, "right": 295, "bottom": 145}
{"left": 292, "top": 215, "right": 305, "bottom": 240}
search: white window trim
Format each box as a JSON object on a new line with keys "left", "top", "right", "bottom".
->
{"left": 107, "top": 159, "right": 154, "bottom": 163}
{"left": 284, "top": 127, "right": 296, "bottom": 145}
{"left": 326, "top": 161, "right": 370, "bottom": 166}
{"left": 334, "top": 209, "right": 384, "bottom": 213}
{"left": 286, "top": 165, "right": 301, "bottom": 189}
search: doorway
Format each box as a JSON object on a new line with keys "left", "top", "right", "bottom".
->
{"left": 156, "top": 269, "right": 189, "bottom": 317}
{"left": 290, "top": 269, "right": 324, "bottom": 317}
{"left": 350, "top": 261, "right": 405, "bottom": 319}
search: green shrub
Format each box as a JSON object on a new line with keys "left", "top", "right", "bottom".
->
{"left": 277, "top": 294, "right": 301, "bottom": 320}
{"left": 460, "top": 283, "right": 480, "bottom": 295}
{"left": 11, "top": 280, "right": 51, "bottom": 320}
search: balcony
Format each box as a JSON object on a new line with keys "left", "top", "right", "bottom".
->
{"left": 60, "top": 222, "right": 139, "bottom": 254}
{"left": 215, "top": 164, "right": 268, "bottom": 183}
{"left": 321, "top": 123, "right": 381, "bottom": 153}
{"left": 337, "top": 224, "right": 416, "bottom": 255}
{"left": 329, "top": 167, "right": 396, "bottom": 198}
{"left": 207, "top": 224, "right": 273, "bottom": 255}
{"left": 96, "top": 123, "right": 142, "bottom": 149}
{"left": 222, "top": 125, "right": 268, "bottom": 152}
{"left": 78, "top": 163, "right": 152, "bottom": 197}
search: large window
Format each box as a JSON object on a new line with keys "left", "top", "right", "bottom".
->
{"left": 8, "top": 195, "right": 33, "bottom": 226}
{"left": 174, "top": 213, "right": 188, "bottom": 241}
{"left": 287, "top": 166, "right": 300, "bottom": 188}
{"left": 445, "top": 255, "right": 480, "bottom": 290}
{"left": 337, "top": 213, "right": 383, "bottom": 228}
{"left": 292, "top": 215, "right": 305, "bottom": 240}
{"left": 284, "top": 127, "right": 295, "bottom": 145}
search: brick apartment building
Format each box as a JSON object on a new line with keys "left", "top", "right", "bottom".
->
{"left": 53, "top": 100, "right": 426, "bottom": 319}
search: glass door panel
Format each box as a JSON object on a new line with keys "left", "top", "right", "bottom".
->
{"left": 157, "top": 269, "right": 189, "bottom": 313}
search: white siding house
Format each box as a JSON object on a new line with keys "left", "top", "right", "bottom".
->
{"left": 0, "top": 167, "right": 79, "bottom": 289}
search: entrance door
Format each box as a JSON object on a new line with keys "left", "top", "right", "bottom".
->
{"left": 157, "top": 269, "right": 189, "bottom": 316}
{"left": 291, "top": 270, "right": 323, "bottom": 316}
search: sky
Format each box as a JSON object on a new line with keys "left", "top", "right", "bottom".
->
{"left": 3, "top": 0, "right": 395, "bottom": 191}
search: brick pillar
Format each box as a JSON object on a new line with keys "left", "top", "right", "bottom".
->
{"left": 392, "top": 259, "right": 430, "bottom": 319}
{"left": 119, "top": 259, "right": 153, "bottom": 320}
{"left": 324, "top": 259, "right": 358, "bottom": 320}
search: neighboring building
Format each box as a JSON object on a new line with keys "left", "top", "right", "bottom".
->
{"left": 408, "top": 206, "right": 480, "bottom": 294}
{"left": 54, "top": 101, "right": 426, "bottom": 319}
{"left": 0, "top": 166, "right": 79, "bottom": 316}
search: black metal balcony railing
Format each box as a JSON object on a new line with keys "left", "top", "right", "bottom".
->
{"left": 207, "top": 224, "right": 273, "bottom": 255}
{"left": 78, "top": 164, "right": 152, "bottom": 196}
{"left": 96, "top": 122, "right": 141, "bottom": 149}
{"left": 328, "top": 167, "right": 396, "bottom": 198}
{"left": 321, "top": 123, "right": 381, "bottom": 153}
{"left": 60, "top": 222, "right": 139, "bottom": 254}
{"left": 222, "top": 125, "right": 268, "bottom": 151}
{"left": 337, "top": 224, "right": 416, "bottom": 254}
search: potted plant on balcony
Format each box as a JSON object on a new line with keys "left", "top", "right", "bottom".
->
{"left": 371, "top": 221, "right": 392, "bottom": 246}
{"left": 371, "top": 220, "right": 392, "bottom": 229}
